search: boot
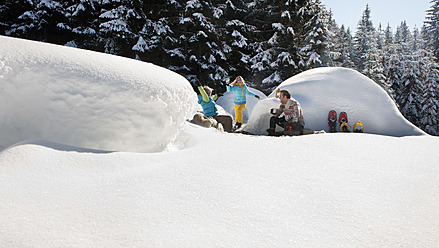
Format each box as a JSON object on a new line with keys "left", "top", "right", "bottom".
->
{"left": 267, "top": 128, "right": 275, "bottom": 136}
{"left": 234, "top": 122, "right": 242, "bottom": 130}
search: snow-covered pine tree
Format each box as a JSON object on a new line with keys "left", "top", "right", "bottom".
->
{"left": 61, "top": 0, "right": 102, "bottom": 49}
{"left": 245, "top": 0, "right": 329, "bottom": 93}
{"left": 297, "top": 0, "right": 329, "bottom": 71}
{"left": 384, "top": 24, "right": 394, "bottom": 48}
{"left": 325, "top": 10, "right": 355, "bottom": 68}
{"left": 354, "top": 5, "right": 386, "bottom": 90}
{"left": 133, "top": 0, "right": 181, "bottom": 66}
{"left": 391, "top": 22, "right": 416, "bottom": 122}
{"left": 415, "top": 27, "right": 439, "bottom": 135}
{"left": 245, "top": 0, "right": 283, "bottom": 91}
{"left": 400, "top": 60, "right": 425, "bottom": 126}
{"left": 421, "top": 58, "right": 439, "bottom": 135}
{"left": 333, "top": 25, "right": 355, "bottom": 68}
{"left": 385, "top": 53, "right": 403, "bottom": 102}
{"left": 337, "top": 26, "right": 356, "bottom": 68}
{"left": 99, "top": 0, "right": 143, "bottom": 56}
{"left": 425, "top": 0, "right": 439, "bottom": 60}
{"left": 4, "top": 0, "right": 68, "bottom": 44}
{"left": 219, "top": 0, "right": 255, "bottom": 83}
{"left": 0, "top": 0, "right": 32, "bottom": 35}
{"left": 176, "top": 0, "right": 228, "bottom": 89}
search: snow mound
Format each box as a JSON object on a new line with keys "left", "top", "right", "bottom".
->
{"left": 244, "top": 67, "right": 426, "bottom": 136}
{"left": 0, "top": 36, "right": 197, "bottom": 152}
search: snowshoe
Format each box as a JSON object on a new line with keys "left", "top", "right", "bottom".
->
{"left": 328, "top": 110, "right": 337, "bottom": 133}
{"left": 340, "top": 122, "right": 350, "bottom": 132}
{"left": 339, "top": 112, "right": 350, "bottom": 132}
{"left": 339, "top": 111, "right": 348, "bottom": 124}
{"left": 353, "top": 121, "right": 364, "bottom": 133}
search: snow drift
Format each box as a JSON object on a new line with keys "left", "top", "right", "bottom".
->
{"left": 242, "top": 67, "right": 426, "bottom": 136}
{"left": 1, "top": 37, "right": 439, "bottom": 248}
{"left": 0, "top": 36, "right": 196, "bottom": 152}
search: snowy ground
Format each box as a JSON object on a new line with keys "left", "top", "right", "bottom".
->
{"left": 1, "top": 36, "right": 439, "bottom": 247}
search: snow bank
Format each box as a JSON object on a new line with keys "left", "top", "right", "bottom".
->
{"left": 1, "top": 125, "right": 438, "bottom": 247}
{"left": 0, "top": 36, "right": 197, "bottom": 152}
{"left": 1, "top": 37, "right": 439, "bottom": 248}
{"left": 244, "top": 67, "right": 426, "bottom": 136}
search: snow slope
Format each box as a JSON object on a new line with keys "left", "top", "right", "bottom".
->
{"left": 0, "top": 35, "right": 196, "bottom": 153}
{"left": 241, "top": 67, "right": 425, "bottom": 136}
{"left": 1, "top": 127, "right": 438, "bottom": 247}
{"left": 1, "top": 36, "right": 439, "bottom": 247}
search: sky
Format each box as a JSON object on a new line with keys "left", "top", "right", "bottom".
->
{"left": 322, "top": 0, "right": 432, "bottom": 32}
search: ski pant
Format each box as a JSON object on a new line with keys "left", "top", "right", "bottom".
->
{"left": 213, "top": 115, "right": 233, "bottom": 133}
{"left": 234, "top": 103, "right": 246, "bottom": 124}
{"left": 270, "top": 116, "right": 287, "bottom": 129}
{"left": 270, "top": 116, "right": 303, "bottom": 135}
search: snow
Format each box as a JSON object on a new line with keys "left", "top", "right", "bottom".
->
{"left": 1, "top": 36, "right": 439, "bottom": 247}
{"left": 0, "top": 36, "right": 196, "bottom": 153}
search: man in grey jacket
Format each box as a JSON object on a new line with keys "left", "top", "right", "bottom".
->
{"left": 267, "top": 89, "right": 305, "bottom": 136}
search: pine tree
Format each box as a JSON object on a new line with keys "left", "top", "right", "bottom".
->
{"left": 219, "top": 0, "right": 256, "bottom": 84}
{"left": 98, "top": 0, "right": 143, "bottom": 56}
{"left": 425, "top": 0, "right": 439, "bottom": 60}
{"left": 385, "top": 53, "right": 403, "bottom": 101}
{"left": 297, "top": 0, "right": 329, "bottom": 71}
{"left": 245, "top": 0, "right": 329, "bottom": 92}
{"left": 421, "top": 60, "right": 439, "bottom": 135}
{"left": 0, "top": 0, "right": 33, "bottom": 35}
{"left": 175, "top": 0, "right": 228, "bottom": 88}
{"left": 245, "top": 0, "right": 283, "bottom": 91}
{"left": 4, "top": 0, "right": 69, "bottom": 44}
{"left": 61, "top": 0, "right": 102, "bottom": 49}
{"left": 133, "top": 0, "right": 181, "bottom": 66}
{"left": 327, "top": 22, "right": 355, "bottom": 68}
{"left": 354, "top": 5, "right": 386, "bottom": 90}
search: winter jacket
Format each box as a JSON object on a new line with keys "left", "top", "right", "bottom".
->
{"left": 226, "top": 84, "right": 257, "bottom": 105}
{"left": 197, "top": 86, "right": 218, "bottom": 117}
{"left": 276, "top": 98, "right": 305, "bottom": 126}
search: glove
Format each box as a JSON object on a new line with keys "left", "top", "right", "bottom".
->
{"left": 255, "top": 95, "right": 260, "bottom": 100}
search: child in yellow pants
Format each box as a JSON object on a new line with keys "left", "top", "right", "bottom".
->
{"left": 226, "top": 76, "right": 260, "bottom": 129}
{"left": 234, "top": 103, "right": 246, "bottom": 125}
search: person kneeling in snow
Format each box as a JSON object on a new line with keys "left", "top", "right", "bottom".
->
{"left": 267, "top": 89, "right": 305, "bottom": 136}
{"left": 194, "top": 83, "right": 233, "bottom": 132}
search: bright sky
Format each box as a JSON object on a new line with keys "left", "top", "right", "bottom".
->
{"left": 321, "top": 0, "right": 431, "bottom": 32}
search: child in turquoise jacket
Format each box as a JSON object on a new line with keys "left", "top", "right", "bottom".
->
{"left": 197, "top": 84, "right": 233, "bottom": 132}
{"left": 226, "top": 76, "right": 260, "bottom": 129}
{"left": 197, "top": 85, "right": 218, "bottom": 117}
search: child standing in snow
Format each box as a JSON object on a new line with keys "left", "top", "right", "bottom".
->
{"left": 196, "top": 84, "right": 233, "bottom": 132}
{"left": 226, "top": 76, "right": 260, "bottom": 129}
